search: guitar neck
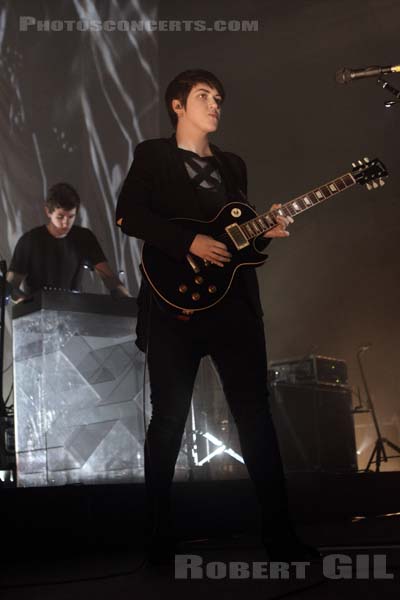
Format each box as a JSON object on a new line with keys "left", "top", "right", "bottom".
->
{"left": 242, "top": 171, "right": 356, "bottom": 239}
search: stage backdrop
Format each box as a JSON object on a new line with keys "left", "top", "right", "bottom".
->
{"left": 0, "top": 0, "right": 159, "bottom": 403}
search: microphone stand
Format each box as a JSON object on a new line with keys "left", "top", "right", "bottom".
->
{"left": 358, "top": 346, "right": 400, "bottom": 472}
{"left": 0, "top": 260, "right": 8, "bottom": 418}
{"left": 377, "top": 77, "right": 400, "bottom": 108}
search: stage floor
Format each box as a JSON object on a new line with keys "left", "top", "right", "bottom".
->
{"left": 0, "top": 517, "right": 399, "bottom": 599}
{"left": 1, "top": 471, "right": 400, "bottom": 598}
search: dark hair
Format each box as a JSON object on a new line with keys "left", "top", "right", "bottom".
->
{"left": 165, "top": 69, "right": 225, "bottom": 128}
{"left": 45, "top": 182, "right": 80, "bottom": 213}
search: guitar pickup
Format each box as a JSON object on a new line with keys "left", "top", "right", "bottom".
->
{"left": 225, "top": 223, "right": 249, "bottom": 250}
{"left": 186, "top": 253, "right": 201, "bottom": 273}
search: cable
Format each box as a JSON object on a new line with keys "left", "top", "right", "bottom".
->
{"left": 0, "top": 562, "right": 330, "bottom": 594}
{"left": 2, "top": 362, "right": 12, "bottom": 375}
{"left": 2, "top": 383, "right": 13, "bottom": 416}
{"left": 0, "top": 557, "right": 149, "bottom": 590}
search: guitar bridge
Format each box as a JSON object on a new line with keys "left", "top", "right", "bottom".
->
{"left": 186, "top": 253, "right": 201, "bottom": 273}
{"left": 225, "top": 223, "right": 249, "bottom": 250}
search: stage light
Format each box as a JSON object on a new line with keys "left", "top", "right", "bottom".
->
{"left": 203, "top": 432, "right": 223, "bottom": 447}
{"left": 197, "top": 445, "right": 226, "bottom": 467}
{"left": 352, "top": 516, "right": 367, "bottom": 522}
{"left": 193, "top": 431, "right": 245, "bottom": 466}
{"left": 224, "top": 448, "right": 245, "bottom": 464}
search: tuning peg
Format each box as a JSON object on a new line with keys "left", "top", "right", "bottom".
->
{"left": 352, "top": 162, "right": 357, "bottom": 168}
{"left": 363, "top": 157, "right": 370, "bottom": 162}
{"left": 366, "top": 183, "right": 373, "bottom": 191}
{"left": 372, "top": 181, "right": 379, "bottom": 189}
{"left": 379, "top": 178, "right": 385, "bottom": 186}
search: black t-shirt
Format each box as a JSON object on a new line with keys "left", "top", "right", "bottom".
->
{"left": 178, "top": 148, "right": 227, "bottom": 219}
{"left": 9, "top": 225, "right": 106, "bottom": 293}
{"left": 178, "top": 148, "right": 249, "bottom": 305}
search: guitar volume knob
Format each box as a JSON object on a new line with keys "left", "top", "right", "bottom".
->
{"left": 191, "top": 293, "right": 200, "bottom": 301}
{"left": 179, "top": 284, "right": 188, "bottom": 293}
{"left": 194, "top": 276, "right": 203, "bottom": 285}
{"left": 208, "top": 285, "right": 217, "bottom": 294}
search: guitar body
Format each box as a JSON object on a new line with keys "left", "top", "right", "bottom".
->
{"left": 141, "top": 202, "right": 268, "bottom": 313}
{"left": 140, "top": 157, "right": 388, "bottom": 314}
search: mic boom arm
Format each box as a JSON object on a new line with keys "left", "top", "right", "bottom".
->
{"left": 336, "top": 64, "right": 400, "bottom": 84}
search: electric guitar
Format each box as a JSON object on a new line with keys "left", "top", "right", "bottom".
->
{"left": 141, "top": 158, "right": 388, "bottom": 314}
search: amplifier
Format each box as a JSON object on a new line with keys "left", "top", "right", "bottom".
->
{"left": 269, "top": 355, "right": 348, "bottom": 387}
{"left": 270, "top": 383, "right": 357, "bottom": 473}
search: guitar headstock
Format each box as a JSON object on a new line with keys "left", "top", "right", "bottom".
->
{"left": 352, "top": 157, "right": 388, "bottom": 190}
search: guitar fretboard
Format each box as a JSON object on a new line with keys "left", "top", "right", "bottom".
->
{"left": 241, "top": 172, "right": 356, "bottom": 240}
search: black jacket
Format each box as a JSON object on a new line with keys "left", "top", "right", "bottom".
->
{"left": 116, "top": 135, "right": 268, "bottom": 344}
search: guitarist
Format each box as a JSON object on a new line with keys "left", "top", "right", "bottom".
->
{"left": 116, "top": 69, "right": 319, "bottom": 564}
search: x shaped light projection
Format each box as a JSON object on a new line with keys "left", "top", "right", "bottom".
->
{"left": 188, "top": 403, "right": 244, "bottom": 467}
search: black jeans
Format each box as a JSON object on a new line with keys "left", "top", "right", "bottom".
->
{"left": 144, "top": 296, "right": 290, "bottom": 537}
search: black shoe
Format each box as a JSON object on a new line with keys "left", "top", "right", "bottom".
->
{"left": 264, "top": 534, "right": 322, "bottom": 563}
{"left": 146, "top": 534, "right": 179, "bottom": 566}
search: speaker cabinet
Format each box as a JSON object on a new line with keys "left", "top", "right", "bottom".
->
{"left": 270, "top": 383, "right": 357, "bottom": 473}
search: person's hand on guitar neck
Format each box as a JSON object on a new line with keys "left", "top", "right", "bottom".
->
{"left": 264, "top": 203, "right": 294, "bottom": 238}
{"left": 189, "top": 203, "right": 293, "bottom": 266}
